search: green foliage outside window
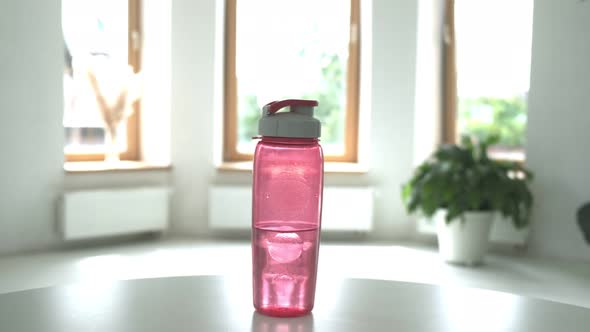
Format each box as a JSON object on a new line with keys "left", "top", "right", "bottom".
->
{"left": 458, "top": 95, "right": 527, "bottom": 148}
{"left": 238, "top": 95, "right": 261, "bottom": 143}
{"left": 302, "top": 54, "right": 346, "bottom": 146}
{"left": 237, "top": 53, "right": 346, "bottom": 146}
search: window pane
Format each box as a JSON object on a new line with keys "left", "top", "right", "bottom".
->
{"left": 455, "top": 0, "right": 533, "bottom": 158}
{"left": 235, "top": 0, "right": 351, "bottom": 155}
{"left": 62, "top": 0, "right": 129, "bottom": 153}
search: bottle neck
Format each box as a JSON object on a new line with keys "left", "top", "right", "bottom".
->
{"left": 260, "top": 136, "right": 319, "bottom": 145}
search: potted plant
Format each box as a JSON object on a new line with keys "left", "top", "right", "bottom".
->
{"left": 402, "top": 136, "right": 534, "bottom": 265}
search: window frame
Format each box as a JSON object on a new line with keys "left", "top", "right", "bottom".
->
{"left": 64, "top": 0, "right": 142, "bottom": 162}
{"left": 222, "top": 0, "right": 361, "bottom": 163}
{"left": 442, "top": 0, "right": 457, "bottom": 145}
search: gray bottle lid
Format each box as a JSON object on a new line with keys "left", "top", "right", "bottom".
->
{"left": 258, "top": 99, "right": 321, "bottom": 138}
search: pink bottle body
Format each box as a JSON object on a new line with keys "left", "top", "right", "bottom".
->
{"left": 252, "top": 136, "right": 323, "bottom": 317}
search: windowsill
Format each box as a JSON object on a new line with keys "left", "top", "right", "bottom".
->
{"left": 64, "top": 161, "right": 172, "bottom": 173}
{"left": 217, "top": 161, "right": 368, "bottom": 174}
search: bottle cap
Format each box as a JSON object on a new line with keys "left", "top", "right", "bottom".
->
{"left": 258, "top": 99, "right": 321, "bottom": 138}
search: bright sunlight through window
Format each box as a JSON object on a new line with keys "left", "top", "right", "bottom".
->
{"left": 455, "top": 0, "right": 534, "bottom": 160}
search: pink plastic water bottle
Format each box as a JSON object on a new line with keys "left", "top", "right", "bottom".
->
{"left": 252, "top": 99, "right": 324, "bottom": 317}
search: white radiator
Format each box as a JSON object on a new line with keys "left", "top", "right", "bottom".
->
{"left": 60, "top": 187, "right": 169, "bottom": 240}
{"left": 209, "top": 186, "right": 373, "bottom": 232}
{"left": 417, "top": 214, "right": 529, "bottom": 246}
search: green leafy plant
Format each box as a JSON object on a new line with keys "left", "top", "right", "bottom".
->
{"left": 401, "top": 135, "right": 534, "bottom": 228}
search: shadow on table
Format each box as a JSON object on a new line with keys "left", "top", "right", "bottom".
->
{"left": 251, "top": 311, "right": 314, "bottom": 331}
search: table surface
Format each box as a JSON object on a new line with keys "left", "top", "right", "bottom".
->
{"left": 1, "top": 275, "right": 589, "bottom": 332}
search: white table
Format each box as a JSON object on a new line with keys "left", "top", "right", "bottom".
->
{"left": 0, "top": 276, "right": 589, "bottom": 331}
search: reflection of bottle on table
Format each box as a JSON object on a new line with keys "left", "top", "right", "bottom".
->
{"left": 252, "top": 99, "right": 324, "bottom": 317}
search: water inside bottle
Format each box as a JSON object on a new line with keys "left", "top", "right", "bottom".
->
{"left": 253, "top": 221, "right": 319, "bottom": 317}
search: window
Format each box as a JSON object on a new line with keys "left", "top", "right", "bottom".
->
{"left": 223, "top": 0, "right": 361, "bottom": 162}
{"left": 62, "top": 0, "right": 141, "bottom": 161}
{"left": 444, "top": 0, "right": 534, "bottom": 161}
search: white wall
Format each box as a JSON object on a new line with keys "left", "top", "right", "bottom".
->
{"left": 0, "top": 0, "right": 170, "bottom": 255}
{"left": 169, "top": 0, "right": 419, "bottom": 238}
{"left": 413, "top": 0, "right": 443, "bottom": 165}
{"left": 368, "top": 0, "right": 418, "bottom": 236}
{"left": 526, "top": 0, "right": 590, "bottom": 261}
{"left": 169, "top": 0, "right": 218, "bottom": 235}
{"left": 0, "top": 0, "right": 64, "bottom": 253}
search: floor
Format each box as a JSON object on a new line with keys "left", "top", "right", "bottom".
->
{"left": 1, "top": 238, "right": 589, "bottom": 308}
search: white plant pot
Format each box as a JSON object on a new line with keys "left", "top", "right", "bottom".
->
{"left": 434, "top": 209, "right": 494, "bottom": 265}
